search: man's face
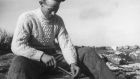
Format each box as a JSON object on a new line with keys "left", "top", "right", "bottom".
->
{"left": 41, "top": 0, "right": 60, "bottom": 18}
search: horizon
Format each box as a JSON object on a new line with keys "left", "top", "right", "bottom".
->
{"left": 1, "top": 0, "right": 140, "bottom": 46}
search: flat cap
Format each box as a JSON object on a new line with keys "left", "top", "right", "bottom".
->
{"left": 40, "top": 0, "right": 65, "bottom": 2}
{"left": 56, "top": 0, "right": 65, "bottom": 2}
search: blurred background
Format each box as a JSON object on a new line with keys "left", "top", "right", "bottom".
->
{"left": 1, "top": 0, "right": 140, "bottom": 46}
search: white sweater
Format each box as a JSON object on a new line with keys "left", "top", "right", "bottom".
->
{"left": 11, "top": 8, "right": 77, "bottom": 64}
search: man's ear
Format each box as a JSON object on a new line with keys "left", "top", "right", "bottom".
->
{"left": 39, "top": 1, "right": 43, "bottom": 7}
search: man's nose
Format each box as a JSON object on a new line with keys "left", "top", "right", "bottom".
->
{"left": 51, "top": 11, "right": 56, "bottom": 16}
{"left": 51, "top": 11, "right": 55, "bottom": 15}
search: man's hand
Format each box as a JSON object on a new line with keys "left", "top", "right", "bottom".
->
{"left": 70, "top": 63, "right": 80, "bottom": 78}
{"left": 41, "top": 54, "right": 56, "bottom": 68}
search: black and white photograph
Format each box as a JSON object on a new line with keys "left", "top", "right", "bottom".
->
{"left": 0, "top": 0, "right": 140, "bottom": 79}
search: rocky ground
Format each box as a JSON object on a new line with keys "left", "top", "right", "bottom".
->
{"left": 0, "top": 52, "right": 14, "bottom": 79}
{"left": 0, "top": 45, "right": 140, "bottom": 79}
{"left": 96, "top": 45, "right": 140, "bottom": 79}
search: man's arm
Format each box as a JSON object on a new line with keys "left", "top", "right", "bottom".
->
{"left": 57, "top": 17, "right": 80, "bottom": 77}
{"left": 11, "top": 14, "right": 44, "bottom": 61}
{"left": 57, "top": 18, "right": 77, "bottom": 65}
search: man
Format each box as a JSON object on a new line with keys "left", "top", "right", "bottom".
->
{"left": 7, "top": 0, "right": 116, "bottom": 79}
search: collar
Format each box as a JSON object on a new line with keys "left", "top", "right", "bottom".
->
{"left": 35, "top": 8, "right": 50, "bottom": 22}
{"left": 34, "top": 8, "right": 57, "bottom": 24}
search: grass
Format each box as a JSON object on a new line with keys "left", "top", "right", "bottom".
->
{"left": 0, "top": 28, "right": 12, "bottom": 53}
{"left": 0, "top": 28, "right": 13, "bottom": 79}
{"left": 0, "top": 27, "right": 140, "bottom": 79}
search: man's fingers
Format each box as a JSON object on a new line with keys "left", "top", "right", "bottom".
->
{"left": 46, "top": 59, "right": 52, "bottom": 67}
{"left": 53, "top": 57, "right": 56, "bottom": 68}
{"left": 50, "top": 57, "right": 55, "bottom": 66}
{"left": 71, "top": 67, "right": 75, "bottom": 76}
{"left": 50, "top": 59, "right": 54, "bottom": 66}
{"left": 73, "top": 69, "right": 77, "bottom": 77}
{"left": 74, "top": 69, "right": 79, "bottom": 77}
{"left": 47, "top": 61, "right": 51, "bottom": 67}
{"left": 47, "top": 57, "right": 56, "bottom": 67}
{"left": 71, "top": 66, "right": 80, "bottom": 78}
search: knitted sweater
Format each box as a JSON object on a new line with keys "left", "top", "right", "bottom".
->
{"left": 11, "top": 8, "right": 77, "bottom": 64}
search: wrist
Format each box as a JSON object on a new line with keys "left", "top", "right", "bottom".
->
{"left": 70, "top": 63, "right": 78, "bottom": 67}
{"left": 40, "top": 53, "right": 45, "bottom": 62}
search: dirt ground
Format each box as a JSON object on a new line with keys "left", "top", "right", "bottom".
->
{"left": 0, "top": 46, "right": 140, "bottom": 79}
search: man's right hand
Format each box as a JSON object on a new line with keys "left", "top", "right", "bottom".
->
{"left": 41, "top": 54, "right": 56, "bottom": 68}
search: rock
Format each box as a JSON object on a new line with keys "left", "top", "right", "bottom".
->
{"left": 129, "top": 50, "right": 140, "bottom": 63}
{"left": 0, "top": 53, "right": 14, "bottom": 79}
{"left": 0, "top": 53, "right": 15, "bottom": 73}
{"left": 0, "top": 73, "right": 6, "bottom": 79}
{"left": 0, "top": 46, "right": 140, "bottom": 79}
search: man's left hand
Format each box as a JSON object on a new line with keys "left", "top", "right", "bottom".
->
{"left": 70, "top": 63, "right": 80, "bottom": 78}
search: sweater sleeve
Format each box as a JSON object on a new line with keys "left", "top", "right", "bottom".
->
{"left": 57, "top": 17, "right": 77, "bottom": 65}
{"left": 11, "top": 13, "right": 44, "bottom": 61}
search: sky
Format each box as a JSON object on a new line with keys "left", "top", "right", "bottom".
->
{"left": 1, "top": 0, "right": 140, "bottom": 46}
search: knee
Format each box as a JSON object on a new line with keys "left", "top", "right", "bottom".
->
{"left": 13, "top": 56, "right": 29, "bottom": 65}
{"left": 78, "top": 47, "right": 96, "bottom": 56}
{"left": 78, "top": 47, "right": 94, "bottom": 53}
{"left": 77, "top": 47, "right": 97, "bottom": 61}
{"left": 9, "top": 56, "right": 30, "bottom": 72}
{"left": 79, "top": 47, "right": 102, "bottom": 61}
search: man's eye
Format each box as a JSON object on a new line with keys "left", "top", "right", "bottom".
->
{"left": 48, "top": 8, "right": 52, "bottom": 11}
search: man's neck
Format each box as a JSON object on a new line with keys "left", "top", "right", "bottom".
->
{"left": 41, "top": 7, "right": 50, "bottom": 20}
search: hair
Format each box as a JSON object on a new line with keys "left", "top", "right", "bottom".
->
{"left": 40, "top": 0, "right": 65, "bottom": 3}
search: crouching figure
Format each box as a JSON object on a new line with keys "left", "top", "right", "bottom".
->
{"left": 7, "top": 0, "right": 116, "bottom": 79}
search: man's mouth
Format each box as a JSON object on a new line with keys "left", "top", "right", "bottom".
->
{"left": 47, "top": 11, "right": 56, "bottom": 19}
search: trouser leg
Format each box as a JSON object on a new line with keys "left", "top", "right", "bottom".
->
{"left": 7, "top": 56, "right": 47, "bottom": 79}
{"left": 77, "top": 47, "right": 116, "bottom": 79}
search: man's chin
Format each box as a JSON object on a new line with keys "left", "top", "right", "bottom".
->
{"left": 49, "top": 15, "right": 55, "bottom": 19}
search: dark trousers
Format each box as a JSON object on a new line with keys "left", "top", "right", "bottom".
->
{"left": 7, "top": 47, "right": 116, "bottom": 79}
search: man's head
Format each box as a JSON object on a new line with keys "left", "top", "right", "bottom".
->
{"left": 39, "top": 0, "right": 65, "bottom": 19}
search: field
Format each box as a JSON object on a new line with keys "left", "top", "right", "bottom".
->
{"left": 0, "top": 28, "right": 140, "bottom": 79}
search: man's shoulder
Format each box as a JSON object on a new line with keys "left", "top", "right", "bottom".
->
{"left": 55, "top": 14, "right": 63, "bottom": 20}
{"left": 53, "top": 14, "right": 64, "bottom": 25}
{"left": 18, "top": 10, "right": 36, "bottom": 21}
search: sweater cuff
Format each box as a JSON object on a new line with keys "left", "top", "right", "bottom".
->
{"left": 40, "top": 52, "right": 45, "bottom": 62}
{"left": 67, "top": 59, "right": 77, "bottom": 65}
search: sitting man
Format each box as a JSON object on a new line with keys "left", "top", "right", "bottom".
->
{"left": 7, "top": 0, "right": 116, "bottom": 79}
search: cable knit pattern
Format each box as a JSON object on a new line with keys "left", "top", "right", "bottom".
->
{"left": 11, "top": 8, "right": 77, "bottom": 64}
